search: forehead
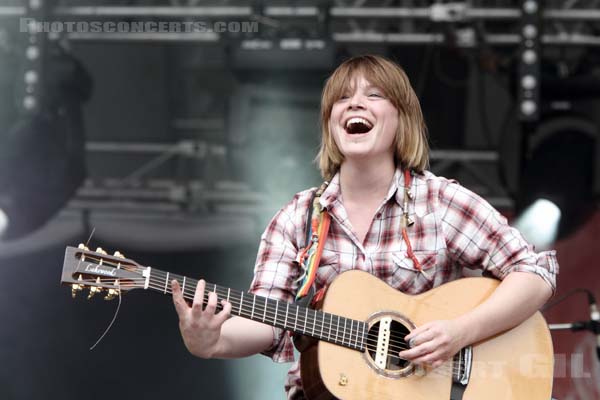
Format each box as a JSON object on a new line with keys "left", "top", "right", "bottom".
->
{"left": 345, "top": 74, "right": 379, "bottom": 90}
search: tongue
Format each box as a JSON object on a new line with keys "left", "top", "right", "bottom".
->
{"left": 346, "top": 122, "right": 372, "bottom": 134}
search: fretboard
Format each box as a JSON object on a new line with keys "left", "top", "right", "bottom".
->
{"left": 146, "top": 268, "right": 366, "bottom": 352}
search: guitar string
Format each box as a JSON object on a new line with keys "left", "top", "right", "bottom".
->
{"left": 80, "top": 275, "right": 464, "bottom": 378}
{"left": 78, "top": 261, "right": 449, "bottom": 359}
{"left": 147, "top": 277, "right": 464, "bottom": 379}
{"left": 149, "top": 273, "right": 419, "bottom": 352}
{"left": 73, "top": 256, "right": 464, "bottom": 377}
{"left": 150, "top": 274, "right": 412, "bottom": 351}
{"left": 76, "top": 255, "right": 412, "bottom": 352}
{"left": 154, "top": 277, "right": 465, "bottom": 378}
{"left": 74, "top": 254, "right": 459, "bottom": 368}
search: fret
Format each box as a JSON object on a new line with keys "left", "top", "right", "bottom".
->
{"left": 143, "top": 266, "right": 151, "bottom": 289}
{"left": 336, "top": 315, "right": 340, "bottom": 345}
{"left": 274, "top": 300, "right": 279, "bottom": 326}
{"left": 226, "top": 287, "right": 230, "bottom": 303}
{"left": 262, "top": 297, "right": 267, "bottom": 322}
{"left": 328, "top": 314, "right": 333, "bottom": 342}
{"left": 182, "top": 276, "right": 186, "bottom": 294}
{"left": 251, "top": 294, "right": 256, "bottom": 319}
{"left": 350, "top": 320, "right": 354, "bottom": 348}
{"left": 304, "top": 307, "right": 309, "bottom": 334}
{"left": 164, "top": 272, "right": 169, "bottom": 294}
{"left": 342, "top": 318, "right": 347, "bottom": 345}
{"left": 294, "top": 306, "right": 298, "bottom": 332}
{"left": 311, "top": 310, "right": 316, "bottom": 336}
{"left": 320, "top": 312, "right": 325, "bottom": 339}
{"left": 362, "top": 323, "right": 366, "bottom": 350}
{"left": 284, "top": 303, "right": 289, "bottom": 328}
{"left": 239, "top": 291, "right": 244, "bottom": 316}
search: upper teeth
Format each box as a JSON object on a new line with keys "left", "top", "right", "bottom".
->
{"left": 346, "top": 117, "right": 372, "bottom": 129}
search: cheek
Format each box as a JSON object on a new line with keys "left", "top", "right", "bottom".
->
{"left": 329, "top": 106, "right": 342, "bottom": 126}
{"left": 382, "top": 110, "right": 399, "bottom": 141}
{"left": 328, "top": 108, "right": 343, "bottom": 136}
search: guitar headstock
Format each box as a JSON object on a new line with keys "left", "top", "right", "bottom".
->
{"left": 61, "top": 245, "right": 147, "bottom": 300}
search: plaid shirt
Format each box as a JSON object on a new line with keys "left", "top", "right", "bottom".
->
{"left": 249, "top": 168, "right": 558, "bottom": 399}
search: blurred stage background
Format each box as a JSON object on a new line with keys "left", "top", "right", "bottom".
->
{"left": 0, "top": 1, "right": 599, "bottom": 399}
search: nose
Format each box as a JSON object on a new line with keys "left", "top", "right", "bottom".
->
{"left": 347, "top": 92, "right": 365, "bottom": 110}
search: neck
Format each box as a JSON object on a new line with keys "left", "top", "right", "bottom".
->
{"left": 339, "top": 156, "right": 396, "bottom": 203}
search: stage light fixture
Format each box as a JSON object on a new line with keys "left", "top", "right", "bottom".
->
{"left": 0, "top": 44, "right": 92, "bottom": 241}
{"left": 515, "top": 115, "right": 599, "bottom": 242}
{"left": 514, "top": 199, "right": 561, "bottom": 250}
{"left": 0, "top": 209, "right": 8, "bottom": 238}
{"left": 517, "top": 0, "right": 541, "bottom": 122}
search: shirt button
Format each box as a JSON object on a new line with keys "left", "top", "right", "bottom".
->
{"left": 376, "top": 213, "right": 382, "bottom": 219}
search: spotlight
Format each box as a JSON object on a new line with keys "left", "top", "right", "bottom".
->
{"left": 0, "top": 44, "right": 92, "bottom": 240}
{"left": 515, "top": 115, "right": 599, "bottom": 241}
{"left": 514, "top": 199, "right": 561, "bottom": 250}
{"left": 0, "top": 209, "right": 8, "bottom": 238}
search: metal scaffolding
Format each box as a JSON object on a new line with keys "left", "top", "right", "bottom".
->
{"left": 2, "top": 0, "right": 598, "bottom": 223}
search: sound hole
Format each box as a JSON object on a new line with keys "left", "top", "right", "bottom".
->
{"left": 366, "top": 319, "right": 411, "bottom": 372}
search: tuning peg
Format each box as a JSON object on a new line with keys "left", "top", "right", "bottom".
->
{"left": 71, "top": 284, "right": 83, "bottom": 298}
{"left": 113, "top": 251, "right": 125, "bottom": 259}
{"left": 87, "top": 277, "right": 103, "bottom": 299}
{"left": 71, "top": 274, "right": 84, "bottom": 298}
{"left": 104, "top": 288, "right": 120, "bottom": 301}
{"left": 88, "top": 285, "right": 102, "bottom": 299}
{"left": 96, "top": 247, "right": 107, "bottom": 255}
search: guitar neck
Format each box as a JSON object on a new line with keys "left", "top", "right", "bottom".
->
{"left": 146, "top": 267, "right": 366, "bottom": 352}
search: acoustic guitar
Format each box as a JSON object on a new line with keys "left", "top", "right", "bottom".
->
{"left": 61, "top": 245, "right": 554, "bottom": 400}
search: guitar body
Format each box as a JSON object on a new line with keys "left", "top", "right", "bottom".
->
{"left": 300, "top": 270, "right": 554, "bottom": 400}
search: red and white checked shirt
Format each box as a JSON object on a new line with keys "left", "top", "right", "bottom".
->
{"left": 249, "top": 167, "right": 558, "bottom": 399}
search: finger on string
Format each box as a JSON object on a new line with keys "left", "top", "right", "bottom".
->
{"left": 404, "top": 323, "right": 432, "bottom": 342}
{"left": 216, "top": 300, "right": 232, "bottom": 324}
{"left": 191, "top": 279, "right": 206, "bottom": 317}
{"left": 399, "top": 339, "right": 438, "bottom": 360}
{"left": 171, "top": 280, "right": 188, "bottom": 315}
{"left": 410, "top": 349, "right": 444, "bottom": 367}
{"left": 384, "top": 352, "right": 456, "bottom": 378}
{"left": 205, "top": 291, "right": 218, "bottom": 315}
{"left": 406, "top": 328, "right": 437, "bottom": 349}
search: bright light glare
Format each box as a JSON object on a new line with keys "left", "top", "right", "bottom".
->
{"left": 514, "top": 199, "right": 561, "bottom": 250}
{"left": 0, "top": 208, "right": 8, "bottom": 238}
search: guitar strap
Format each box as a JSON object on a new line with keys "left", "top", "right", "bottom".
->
{"left": 292, "top": 182, "right": 330, "bottom": 352}
{"left": 294, "top": 181, "right": 330, "bottom": 302}
{"left": 450, "top": 382, "right": 467, "bottom": 400}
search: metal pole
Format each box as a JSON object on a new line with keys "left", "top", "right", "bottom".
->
{"left": 53, "top": 6, "right": 253, "bottom": 18}
{"left": 2, "top": 6, "right": 600, "bottom": 21}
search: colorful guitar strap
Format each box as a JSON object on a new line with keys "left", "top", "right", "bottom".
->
{"left": 295, "top": 181, "right": 330, "bottom": 301}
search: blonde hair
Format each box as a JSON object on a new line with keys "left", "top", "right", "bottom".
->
{"left": 317, "top": 54, "right": 429, "bottom": 180}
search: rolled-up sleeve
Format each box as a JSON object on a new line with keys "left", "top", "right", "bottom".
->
{"left": 249, "top": 191, "right": 312, "bottom": 362}
{"left": 438, "top": 180, "right": 558, "bottom": 294}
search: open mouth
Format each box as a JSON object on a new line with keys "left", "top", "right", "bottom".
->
{"left": 345, "top": 117, "right": 373, "bottom": 134}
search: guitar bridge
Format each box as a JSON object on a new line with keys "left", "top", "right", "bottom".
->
{"left": 453, "top": 346, "right": 472, "bottom": 386}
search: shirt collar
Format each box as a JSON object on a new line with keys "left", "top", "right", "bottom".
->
{"left": 319, "top": 166, "right": 406, "bottom": 210}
